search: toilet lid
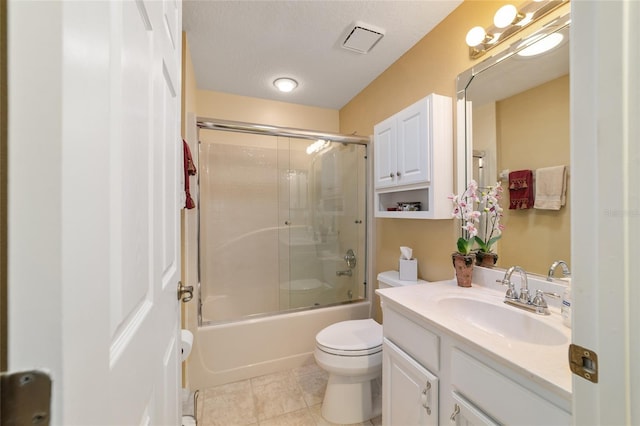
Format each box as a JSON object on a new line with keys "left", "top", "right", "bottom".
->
{"left": 316, "top": 319, "right": 382, "bottom": 356}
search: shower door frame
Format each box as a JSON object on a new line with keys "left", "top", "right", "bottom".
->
{"left": 195, "top": 118, "right": 372, "bottom": 326}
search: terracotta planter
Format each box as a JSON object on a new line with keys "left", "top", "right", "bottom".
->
{"left": 451, "top": 252, "right": 474, "bottom": 287}
{"left": 476, "top": 251, "right": 498, "bottom": 267}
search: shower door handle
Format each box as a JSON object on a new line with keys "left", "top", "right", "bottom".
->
{"left": 177, "top": 281, "right": 194, "bottom": 303}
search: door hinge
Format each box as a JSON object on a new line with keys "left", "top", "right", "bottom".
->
{"left": 1, "top": 370, "right": 52, "bottom": 425}
{"left": 569, "top": 343, "right": 598, "bottom": 383}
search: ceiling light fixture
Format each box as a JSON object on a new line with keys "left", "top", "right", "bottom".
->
{"left": 273, "top": 78, "right": 298, "bottom": 93}
{"left": 465, "top": 0, "right": 567, "bottom": 59}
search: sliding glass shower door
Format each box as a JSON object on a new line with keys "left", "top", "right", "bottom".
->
{"left": 199, "top": 131, "right": 367, "bottom": 324}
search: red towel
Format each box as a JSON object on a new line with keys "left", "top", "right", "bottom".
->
{"left": 508, "top": 170, "right": 533, "bottom": 209}
{"left": 183, "top": 139, "right": 197, "bottom": 209}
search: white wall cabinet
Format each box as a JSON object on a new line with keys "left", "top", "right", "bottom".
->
{"left": 373, "top": 94, "right": 453, "bottom": 219}
{"left": 381, "top": 299, "right": 571, "bottom": 426}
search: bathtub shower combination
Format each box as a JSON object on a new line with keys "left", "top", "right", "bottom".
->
{"left": 189, "top": 119, "right": 372, "bottom": 388}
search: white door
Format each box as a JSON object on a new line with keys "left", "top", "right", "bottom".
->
{"left": 7, "top": 1, "right": 183, "bottom": 424}
{"left": 571, "top": 1, "right": 639, "bottom": 424}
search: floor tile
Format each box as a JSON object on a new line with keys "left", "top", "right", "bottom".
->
{"left": 258, "top": 408, "right": 317, "bottom": 426}
{"left": 253, "top": 373, "right": 307, "bottom": 421}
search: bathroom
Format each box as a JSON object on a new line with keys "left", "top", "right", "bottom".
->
{"left": 4, "top": 0, "right": 635, "bottom": 425}
{"left": 184, "top": 3, "right": 570, "bottom": 422}
{"left": 176, "top": 0, "right": 639, "bottom": 425}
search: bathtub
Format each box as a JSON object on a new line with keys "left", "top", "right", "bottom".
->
{"left": 186, "top": 300, "right": 371, "bottom": 390}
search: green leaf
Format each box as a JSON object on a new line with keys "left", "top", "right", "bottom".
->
{"left": 473, "top": 236, "right": 489, "bottom": 252}
{"left": 457, "top": 237, "right": 472, "bottom": 255}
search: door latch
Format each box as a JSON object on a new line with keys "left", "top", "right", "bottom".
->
{"left": 177, "top": 281, "right": 194, "bottom": 303}
{"left": 1, "top": 370, "right": 51, "bottom": 425}
{"left": 569, "top": 343, "right": 598, "bottom": 383}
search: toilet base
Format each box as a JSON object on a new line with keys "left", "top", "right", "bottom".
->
{"left": 321, "top": 373, "right": 381, "bottom": 424}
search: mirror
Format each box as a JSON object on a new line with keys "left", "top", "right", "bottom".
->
{"left": 457, "top": 13, "right": 570, "bottom": 276}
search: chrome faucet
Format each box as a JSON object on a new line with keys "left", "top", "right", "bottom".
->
{"left": 547, "top": 260, "right": 571, "bottom": 281}
{"left": 498, "top": 266, "right": 552, "bottom": 315}
{"left": 497, "top": 265, "right": 529, "bottom": 303}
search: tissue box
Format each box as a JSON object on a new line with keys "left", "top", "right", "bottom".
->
{"left": 399, "top": 258, "right": 418, "bottom": 281}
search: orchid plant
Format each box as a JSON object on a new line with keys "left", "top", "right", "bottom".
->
{"left": 474, "top": 183, "right": 505, "bottom": 253}
{"left": 449, "top": 180, "right": 481, "bottom": 255}
{"left": 449, "top": 180, "right": 505, "bottom": 255}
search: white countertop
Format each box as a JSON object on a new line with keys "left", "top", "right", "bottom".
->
{"left": 376, "top": 277, "right": 572, "bottom": 402}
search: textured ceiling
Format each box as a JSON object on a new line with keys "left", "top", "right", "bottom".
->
{"left": 182, "top": 0, "right": 463, "bottom": 110}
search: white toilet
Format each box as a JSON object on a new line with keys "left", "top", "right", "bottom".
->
{"left": 314, "top": 270, "right": 427, "bottom": 424}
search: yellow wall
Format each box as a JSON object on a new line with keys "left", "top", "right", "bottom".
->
{"left": 496, "top": 75, "right": 570, "bottom": 273}
{"left": 339, "top": 1, "right": 570, "bottom": 319}
{"left": 182, "top": 35, "right": 198, "bottom": 139}
{"left": 196, "top": 90, "right": 339, "bottom": 132}
{"left": 340, "top": 1, "right": 509, "bottom": 284}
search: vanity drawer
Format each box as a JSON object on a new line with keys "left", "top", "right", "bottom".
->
{"left": 383, "top": 306, "right": 439, "bottom": 372}
{"left": 451, "top": 348, "right": 570, "bottom": 425}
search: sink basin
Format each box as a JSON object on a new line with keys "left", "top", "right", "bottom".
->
{"left": 438, "top": 296, "right": 568, "bottom": 345}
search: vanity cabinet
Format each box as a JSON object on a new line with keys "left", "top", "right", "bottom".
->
{"left": 373, "top": 93, "right": 452, "bottom": 219}
{"left": 381, "top": 297, "right": 571, "bottom": 426}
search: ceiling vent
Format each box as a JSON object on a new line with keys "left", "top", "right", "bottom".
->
{"left": 342, "top": 22, "right": 385, "bottom": 54}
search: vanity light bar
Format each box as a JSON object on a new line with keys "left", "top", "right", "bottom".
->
{"left": 466, "top": 0, "right": 567, "bottom": 60}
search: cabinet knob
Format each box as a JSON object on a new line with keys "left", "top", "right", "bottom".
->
{"left": 397, "top": 172, "right": 401, "bottom": 177}
{"left": 389, "top": 173, "right": 395, "bottom": 178}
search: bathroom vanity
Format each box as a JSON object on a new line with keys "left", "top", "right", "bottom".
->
{"left": 377, "top": 269, "right": 572, "bottom": 425}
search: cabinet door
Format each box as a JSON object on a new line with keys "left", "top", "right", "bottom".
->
{"left": 449, "top": 392, "right": 500, "bottom": 426}
{"left": 396, "top": 98, "right": 429, "bottom": 186}
{"left": 374, "top": 115, "right": 397, "bottom": 189}
{"left": 383, "top": 339, "right": 438, "bottom": 426}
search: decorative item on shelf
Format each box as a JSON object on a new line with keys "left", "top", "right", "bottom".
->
{"left": 397, "top": 201, "right": 421, "bottom": 211}
{"left": 474, "top": 183, "right": 505, "bottom": 267}
{"left": 449, "top": 180, "right": 481, "bottom": 287}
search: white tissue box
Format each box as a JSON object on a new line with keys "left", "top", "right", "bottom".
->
{"left": 399, "top": 258, "right": 418, "bottom": 281}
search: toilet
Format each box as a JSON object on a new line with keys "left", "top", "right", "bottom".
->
{"left": 314, "top": 270, "right": 428, "bottom": 424}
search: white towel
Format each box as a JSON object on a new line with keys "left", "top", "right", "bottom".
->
{"left": 534, "top": 165, "right": 567, "bottom": 210}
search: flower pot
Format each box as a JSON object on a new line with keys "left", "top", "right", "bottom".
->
{"left": 476, "top": 252, "right": 498, "bottom": 267}
{"left": 451, "top": 252, "right": 474, "bottom": 287}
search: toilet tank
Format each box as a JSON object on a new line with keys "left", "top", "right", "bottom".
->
{"left": 377, "top": 270, "right": 429, "bottom": 289}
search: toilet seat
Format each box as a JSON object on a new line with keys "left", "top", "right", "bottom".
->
{"left": 316, "top": 319, "right": 382, "bottom": 357}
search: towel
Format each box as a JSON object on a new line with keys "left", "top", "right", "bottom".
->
{"left": 509, "top": 170, "right": 533, "bottom": 209}
{"left": 534, "top": 165, "right": 567, "bottom": 210}
{"left": 183, "top": 139, "right": 197, "bottom": 209}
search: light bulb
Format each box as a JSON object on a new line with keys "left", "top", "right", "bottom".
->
{"left": 273, "top": 78, "right": 298, "bottom": 93}
{"left": 517, "top": 33, "right": 564, "bottom": 57}
{"left": 466, "top": 26, "right": 487, "bottom": 47}
{"left": 494, "top": 4, "right": 518, "bottom": 28}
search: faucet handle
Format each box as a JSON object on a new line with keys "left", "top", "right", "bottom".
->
{"left": 519, "top": 288, "right": 531, "bottom": 304}
{"left": 532, "top": 289, "right": 548, "bottom": 308}
{"left": 496, "top": 279, "right": 518, "bottom": 300}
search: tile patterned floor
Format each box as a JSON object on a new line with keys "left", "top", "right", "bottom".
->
{"left": 196, "top": 362, "right": 382, "bottom": 426}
